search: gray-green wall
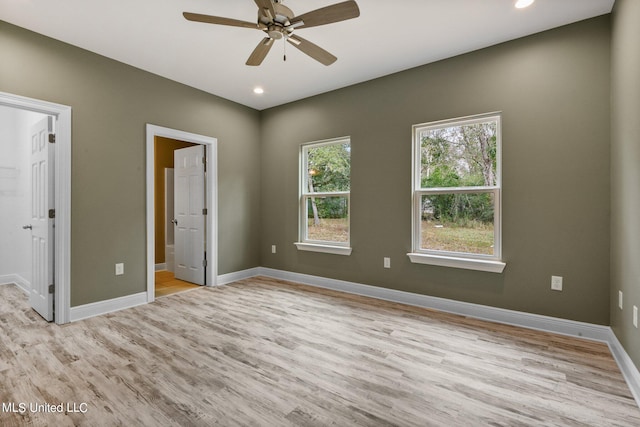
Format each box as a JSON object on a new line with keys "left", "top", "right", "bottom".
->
{"left": 0, "top": 21, "right": 262, "bottom": 306}
{"left": 260, "top": 16, "right": 612, "bottom": 325}
{"left": 611, "top": 0, "right": 640, "bottom": 367}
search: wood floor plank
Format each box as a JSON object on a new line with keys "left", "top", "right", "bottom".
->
{"left": 155, "top": 270, "right": 200, "bottom": 298}
{"left": 1, "top": 279, "right": 640, "bottom": 426}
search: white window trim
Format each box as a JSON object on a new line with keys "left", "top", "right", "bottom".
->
{"left": 296, "top": 137, "right": 352, "bottom": 255}
{"left": 407, "top": 253, "right": 506, "bottom": 273}
{"left": 408, "top": 112, "right": 505, "bottom": 273}
{"left": 294, "top": 242, "right": 353, "bottom": 256}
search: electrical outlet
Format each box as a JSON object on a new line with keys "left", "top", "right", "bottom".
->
{"left": 271, "top": 245, "right": 277, "bottom": 254}
{"left": 383, "top": 257, "right": 391, "bottom": 269}
{"left": 619, "top": 291, "right": 623, "bottom": 310}
{"left": 115, "top": 263, "right": 124, "bottom": 276}
{"left": 634, "top": 306, "right": 638, "bottom": 328}
{"left": 551, "top": 276, "right": 563, "bottom": 291}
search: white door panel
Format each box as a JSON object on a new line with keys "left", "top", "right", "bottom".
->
{"left": 174, "top": 145, "right": 205, "bottom": 285}
{"left": 29, "top": 116, "right": 54, "bottom": 321}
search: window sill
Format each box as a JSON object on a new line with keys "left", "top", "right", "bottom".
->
{"left": 407, "top": 252, "right": 506, "bottom": 273}
{"left": 295, "top": 242, "right": 352, "bottom": 256}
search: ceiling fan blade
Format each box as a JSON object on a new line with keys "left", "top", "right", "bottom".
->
{"left": 183, "top": 12, "right": 261, "bottom": 29}
{"left": 253, "top": 0, "right": 276, "bottom": 21}
{"left": 246, "top": 37, "right": 275, "bottom": 66}
{"left": 290, "top": 1, "right": 360, "bottom": 29}
{"left": 287, "top": 34, "right": 337, "bottom": 66}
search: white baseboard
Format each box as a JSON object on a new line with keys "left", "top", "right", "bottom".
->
{"left": 608, "top": 330, "right": 640, "bottom": 404}
{"left": 0, "top": 274, "right": 14, "bottom": 285}
{"left": 251, "top": 267, "right": 640, "bottom": 407}
{"left": 0, "top": 274, "right": 30, "bottom": 294}
{"left": 217, "top": 267, "right": 261, "bottom": 286}
{"left": 155, "top": 263, "right": 167, "bottom": 271}
{"left": 69, "top": 291, "right": 147, "bottom": 322}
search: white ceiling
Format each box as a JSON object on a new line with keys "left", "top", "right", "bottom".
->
{"left": 0, "top": 0, "right": 614, "bottom": 110}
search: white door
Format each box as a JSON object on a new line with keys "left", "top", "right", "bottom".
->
{"left": 29, "top": 116, "right": 55, "bottom": 321}
{"left": 174, "top": 145, "right": 205, "bottom": 285}
{"left": 164, "top": 168, "right": 175, "bottom": 273}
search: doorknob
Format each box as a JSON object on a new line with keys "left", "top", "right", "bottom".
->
{"left": 171, "top": 219, "right": 178, "bottom": 226}
{"left": 22, "top": 225, "right": 32, "bottom": 230}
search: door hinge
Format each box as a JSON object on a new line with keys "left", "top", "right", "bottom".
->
{"left": 49, "top": 209, "right": 55, "bottom": 219}
{"left": 202, "top": 208, "right": 207, "bottom": 215}
{"left": 203, "top": 259, "right": 208, "bottom": 267}
{"left": 48, "top": 284, "right": 54, "bottom": 294}
{"left": 48, "top": 133, "right": 56, "bottom": 144}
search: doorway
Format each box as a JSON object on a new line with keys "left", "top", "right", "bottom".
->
{"left": 153, "top": 137, "right": 201, "bottom": 297}
{"left": 145, "top": 124, "right": 218, "bottom": 303}
{"left": 0, "top": 91, "right": 72, "bottom": 324}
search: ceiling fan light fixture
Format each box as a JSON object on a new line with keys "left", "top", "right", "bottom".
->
{"left": 515, "top": 0, "right": 535, "bottom": 9}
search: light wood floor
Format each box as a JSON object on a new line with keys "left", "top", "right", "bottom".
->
{"left": 1, "top": 277, "right": 640, "bottom": 426}
{"left": 155, "top": 270, "right": 200, "bottom": 298}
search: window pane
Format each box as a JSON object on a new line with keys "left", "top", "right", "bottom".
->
{"left": 420, "top": 120, "right": 497, "bottom": 188}
{"left": 305, "top": 196, "right": 349, "bottom": 243}
{"left": 420, "top": 193, "right": 494, "bottom": 255}
{"left": 306, "top": 142, "right": 351, "bottom": 193}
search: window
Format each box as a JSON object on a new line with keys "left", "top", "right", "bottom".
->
{"left": 295, "top": 137, "right": 352, "bottom": 255}
{"left": 408, "top": 113, "right": 505, "bottom": 273}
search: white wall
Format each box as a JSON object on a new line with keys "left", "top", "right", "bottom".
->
{"left": 0, "top": 105, "right": 48, "bottom": 288}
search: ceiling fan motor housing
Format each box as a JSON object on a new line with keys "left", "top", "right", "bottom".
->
{"left": 261, "top": 4, "right": 294, "bottom": 39}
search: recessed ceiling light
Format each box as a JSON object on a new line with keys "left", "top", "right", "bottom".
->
{"left": 253, "top": 87, "right": 264, "bottom": 95}
{"left": 515, "top": 0, "right": 535, "bottom": 8}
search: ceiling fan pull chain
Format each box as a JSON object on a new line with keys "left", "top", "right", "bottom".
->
{"left": 283, "top": 39, "right": 287, "bottom": 62}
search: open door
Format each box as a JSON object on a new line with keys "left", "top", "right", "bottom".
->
{"left": 28, "top": 116, "right": 55, "bottom": 321}
{"left": 173, "top": 145, "right": 206, "bottom": 285}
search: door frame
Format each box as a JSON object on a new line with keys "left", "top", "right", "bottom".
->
{"left": 0, "top": 91, "right": 72, "bottom": 325}
{"left": 145, "top": 124, "right": 218, "bottom": 303}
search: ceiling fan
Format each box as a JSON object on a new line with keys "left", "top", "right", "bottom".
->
{"left": 183, "top": 0, "right": 360, "bottom": 66}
